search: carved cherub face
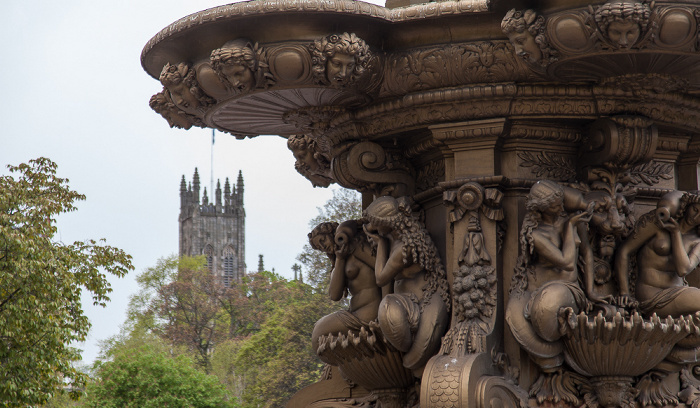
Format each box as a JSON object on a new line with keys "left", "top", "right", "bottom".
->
{"left": 211, "top": 39, "right": 258, "bottom": 93}
{"left": 507, "top": 30, "right": 542, "bottom": 63}
{"left": 150, "top": 92, "right": 193, "bottom": 129}
{"left": 160, "top": 64, "right": 200, "bottom": 110}
{"left": 607, "top": 20, "right": 640, "bottom": 48}
{"left": 326, "top": 53, "right": 356, "bottom": 87}
{"left": 310, "top": 33, "right": 371, "bottom": 87}
{"left": 594, "top": 1, "right": 650, "bottom": 49}
{"left": 220, "top": 62, "right": 254, "bottom": 92}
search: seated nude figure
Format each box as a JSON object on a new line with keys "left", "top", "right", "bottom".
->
{"left": 615, "top": 191, "right": 700, "bottom": 318}
{"left": 363, "top": 196, "right": 450, "bottom": 376}
{"left": 507, "top": 180, "right": 593, "bottom": 370}
{"left": 310, "top": 221, "right": 382, "bottom": 356}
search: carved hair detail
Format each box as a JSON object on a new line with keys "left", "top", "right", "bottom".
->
{"left": 159, "top": 62, "right": 215, "bottom": 109}
{"left": 210, "top": 39, "right": 273, "bottom": 92}
{"left": 594, "top": 1, "right": 651, "bottom": 32}
{"left": 149, "top": 90, "right": 201, "bottom": 129}
{"left": 310, "top": 32, "right": 372, "bottom": 87}
{"left": 364, "top": 196, "right": 451, "bottom": 313}
{"left": 511, "top": 180, "right": 565, "bottom": 295}
{"left": 501, "top": 9, "right": 556, "bottom": 65}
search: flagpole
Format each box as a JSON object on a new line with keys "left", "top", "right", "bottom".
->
{"left": 211, "top": 129, "right": 215, "bottom": 196}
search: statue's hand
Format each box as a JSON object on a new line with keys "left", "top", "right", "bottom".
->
{"left": 569, "top": 202, "right": 594, "bottom": 225}
{"left": 363, "top": 224, "right": 381, "bottom": 241}
{"left": 615, "top": 294, "right": 637, "bottom": 308}
{"left": 659, "top": 214, "right": 680, "bottom": 233}
{"left": 336, "top": 244, "right": 350, "bottom": 258}
{"left": 588, "top": 291, "right": 613, "bottom": 305}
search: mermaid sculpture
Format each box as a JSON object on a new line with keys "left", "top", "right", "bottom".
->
{"left": 363, "top": 196, "right": 450, "bottom": 376}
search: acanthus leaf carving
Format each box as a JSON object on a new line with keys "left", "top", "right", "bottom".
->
{"left": 518, "top": 150, "right": 577, "bottom": 182}
{"left": 627, "top": 159, "right": 674, "bottom": 186}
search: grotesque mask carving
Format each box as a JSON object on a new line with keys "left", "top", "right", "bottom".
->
{"left": 287, "top": 135, "right": 333, "bottom": 188}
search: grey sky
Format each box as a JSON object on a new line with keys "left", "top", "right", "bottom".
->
{"left": 1, "top": 0, "right": 382, "bottom": 365}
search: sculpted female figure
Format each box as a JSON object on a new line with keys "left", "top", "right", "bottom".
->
{"left": 310, "top": 221, "right": 382, "bottom": 356}
{"left": 363, "top": 196, "right": 450, "bottom": 375}
{"left": 507, "top": 180, "right": 593, "bottom": 370}
{"left": 615, "top": 191, "right": 700, "bottom": 317}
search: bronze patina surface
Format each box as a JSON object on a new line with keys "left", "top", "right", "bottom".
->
{"left": 143, "top": 1, "right": 700, "bottom": 406}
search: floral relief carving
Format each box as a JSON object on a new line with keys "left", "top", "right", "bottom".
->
{"left": 381, "top": 43, "right": 526, "bottom": 97}
{"left": 441, "top": 183, "right": 502, "bottom": 356}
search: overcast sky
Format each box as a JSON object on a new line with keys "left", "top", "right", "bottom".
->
{"left": 1, "top": 0, "right": 383, "bottom": 365}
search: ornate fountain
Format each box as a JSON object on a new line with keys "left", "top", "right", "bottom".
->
{"left": 142, "top": 0, "right": 700, "bottom": 406}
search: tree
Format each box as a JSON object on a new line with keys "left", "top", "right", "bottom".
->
{"left": 297, "top": 188, "right": 362, "bottom": 290}
{"left": 86, "top": 334, "right": 234, "bottom": 408}
{"left": 213, "top": 278, "right": 339, "bottom": 408}
{"left": 0, "top": 158, "right": 133, "bottom": 406}
{"left": 126, "top": 255, "right": 227, "bottom": 372}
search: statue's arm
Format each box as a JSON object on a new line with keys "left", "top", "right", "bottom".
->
{"left": 531, "top": 225, "right": 576, "bottom": 270}
{"left": 375, "top": 241, "right": 404, "bottom": 287}
{"left": 328, "top": 255, "right": 347, "bottom": 301}
{"left": 614, "top": 219, "right": 656, "bottom": 297}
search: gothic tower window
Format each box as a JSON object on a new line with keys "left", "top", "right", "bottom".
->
{"left": 203, "top": 245, "right": 214, "bottom": 271}
{"left": 223, "top": 246, "right": 236, "bottom": 286}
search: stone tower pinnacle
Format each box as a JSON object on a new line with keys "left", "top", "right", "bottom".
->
{"left": 179, "top": 169, "right": 246, "bottom": 287}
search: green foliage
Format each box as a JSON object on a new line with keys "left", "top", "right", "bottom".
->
{"left": 86, "top": 335, "right": 234, "bottom": 408}
{"left": 297, "top": 188, "right": 362, "bottom": 290}
{"left": 215, "top": 281, "right": 339, "bottom": 408}
{"left": 0, "top": 158, "right": 133, "bottom": 406}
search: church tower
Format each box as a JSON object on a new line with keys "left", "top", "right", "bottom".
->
{"left": 179, "top": 168, "right": 246, "bottom": 286}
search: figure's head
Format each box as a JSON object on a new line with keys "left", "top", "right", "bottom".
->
{"left": 526, "top": 180, "right": 564, "bottom": 216}
{"left": 308, "top": 222, "right": 339, "bottom": 254}
{"left": 595, "top": 1, "right": 651, "bottom": 48}
{"left": 363, "top": 196, "right": 407, "bottom": 237}
{"left": 211, "top": 39, "right": 258, "bottom": 92}
{"left": 159, "top": 63, "right": 201, "bottom": 110}
{"left": 287, "top": 135, "right": 317, "bottom": 171}
{"left": 149, "top": 91, "right": 193, "bottom": 129}
{"left": 677, "top": 193, "right": 700, "bottom": 227}
{"left": 311, "top": 33, "right": 371, "bottom": 87}
{"left": 586, "top": 191, "right": 632, "bottom": 236}
{"left": 501, "top": 9, "right": 545, "bottom": 64}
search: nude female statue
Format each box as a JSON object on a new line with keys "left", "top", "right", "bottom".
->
{"left": 310, "top": 221, "right": 382, "bottom": 355}
{"left": 615, "top": 191, "right": 700, "bottom": 317}
{"left": 363, "top": 196, "right": 450, "bottom": 376}
{"left": 507, "top": 180, "right": 593, "bottom": 369}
